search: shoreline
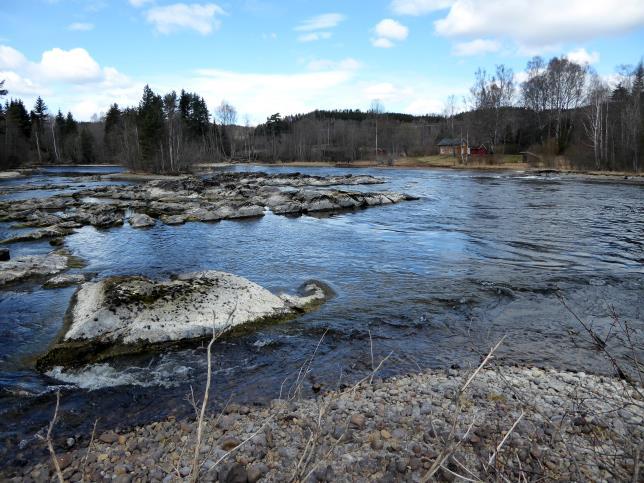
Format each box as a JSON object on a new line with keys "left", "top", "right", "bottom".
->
{"left": 5, "top": 364, "right": 641, "bottom": 482}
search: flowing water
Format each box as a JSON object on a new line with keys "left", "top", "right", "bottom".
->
{"left": 0, "top": 165, "right": 642, "bottom": 464}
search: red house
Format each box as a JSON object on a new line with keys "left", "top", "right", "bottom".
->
{"left": 470, "top": 145, "right": 489, "bottom": 156}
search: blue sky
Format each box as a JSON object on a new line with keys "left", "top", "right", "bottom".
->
{"left": 1, "top": 0, "right": 643, "bottom": 123}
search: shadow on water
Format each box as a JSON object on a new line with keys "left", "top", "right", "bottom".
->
{"left": 0, "top": 165, "right": 642, "bottom": 465}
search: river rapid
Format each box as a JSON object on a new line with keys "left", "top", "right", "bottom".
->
{"left": 0, "top": 165, "right": 642, "bottom": 465}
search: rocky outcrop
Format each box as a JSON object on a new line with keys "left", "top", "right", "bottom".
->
{"left": 0, "top": 172, "right": 417, "bottom": 244}
{"left": 0, "top": 251, "right": 70, "bottom": 286}
{"left": 37, "top": 271, "right": 328, "bottom": 369}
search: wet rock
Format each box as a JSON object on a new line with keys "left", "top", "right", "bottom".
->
{"left": 160, "top": 214, "right": 186, "bottom": 225}
{"left": 1, "top": 225, "right": 73, "bottom": 244}
{"left": 37, "top": 271, "right": 328, "bottom": 369}
{"left": 128, "top": 213, "right": 156, "bottom": 228}
{"left": 0, "top": 248, "right": 9, "bottom": 261}
{"left": 0, "top": 251, "right": 70, "bottom": 286}
{"left": 43, "top": 273, "right": 86, "bottom": 289}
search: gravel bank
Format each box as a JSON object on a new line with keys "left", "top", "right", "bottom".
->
{"left": 5, "top": 365, "right": 642, "bottom": 482}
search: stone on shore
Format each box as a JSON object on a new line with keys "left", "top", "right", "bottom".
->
{"left": 37, "top": 271, "right": 327, "bottom": 369}
{"left": 0, "top": 251, "right": 70, "bottom": 286}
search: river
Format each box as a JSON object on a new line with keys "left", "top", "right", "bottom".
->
{"left": 0, "top": 165, "right": 642, "bottom": 465}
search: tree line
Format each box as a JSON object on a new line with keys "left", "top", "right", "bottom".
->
{"left": 0, "top": 54, "right": 642, "bottom": 173}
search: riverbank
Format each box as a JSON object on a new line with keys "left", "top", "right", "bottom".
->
{"left": 6, "top": 365, "right": 641, "bottom": 482}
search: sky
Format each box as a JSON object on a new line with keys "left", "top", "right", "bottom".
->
{"left": 0, "top": 0, "right": 643, "bottom": 124}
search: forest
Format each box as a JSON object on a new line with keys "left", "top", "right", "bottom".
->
{"left": 0, "top": 55, "right": 642, "bottom": 173}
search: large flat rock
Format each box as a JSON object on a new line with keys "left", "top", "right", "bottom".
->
{"left": 0, "top": 251, "right": 70, "bottom": 286}
{"left": 37, "top": 271, "right": 327, "bottom": 369}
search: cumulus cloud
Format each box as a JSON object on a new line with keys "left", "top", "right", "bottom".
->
{"left": 0, "top": 44, "right": 137, "bottom": 119}
{"left": 452, "top": 38, "right": 501, "bottom": 56}
{"left": 68, "top": 22, "right": 95, "bottom": 31}
{"left": 0, "top": 45, "right": 28, "bottom": 70}
{"left": 146, "top": 3, "right": 225, "bottom": 35}
{"left": 39, "top": 48, "right": 102, "bottom": 82}
{"left": 433, "top": 0, "right": 644, "bottom": 48}
{"left": 390, "top": 0, "right": 454, "bottom": 16}
{"left": 566, "top": 48, "right": 600, "bottom": 65}
{"left": 295, "top": 13, "right": 345, "bottom": 31}
{"left": 372, "top": 19, "right": 409, "bottom": 48}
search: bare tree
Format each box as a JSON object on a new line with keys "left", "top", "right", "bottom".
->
{"left": 369, "top": 99, "right": 384, "bottom": 161}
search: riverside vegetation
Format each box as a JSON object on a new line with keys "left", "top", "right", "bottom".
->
{"left": 1, "top": 55, "right": 643, "bottom": 174}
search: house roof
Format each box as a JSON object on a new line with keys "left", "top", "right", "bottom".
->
{"left": 437, "top": 138, "right": 463, "bottom": 146}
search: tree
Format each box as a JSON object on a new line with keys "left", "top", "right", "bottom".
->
{"left": 30, "top": 97, "right": 48, "bottom": 163}
{"left": 369, "top": 99, "right": 384, "bottom": 161}
{"left": 216, "top": 101, "right": 237, "bottom": 159}
{"left": 470, "top": 65, "right": 514, "bottom": 152}
{"left": 80, "top": 127, "right": 96, "bottom": 163}
{"left": 137, "top": 85, "right": 165, "bottom": 172}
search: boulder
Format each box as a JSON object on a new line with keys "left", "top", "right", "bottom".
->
{"left": 37, "top": 271, "right": 328, "bottom": 369}
{"left": 0, "top": 251, "right": 70, "bottom": 286}
{"left": 128, "top": 213, "right": 156, "bottom": 228}
{"left": 0, "top": 248, "right": 9, "bottom": 261}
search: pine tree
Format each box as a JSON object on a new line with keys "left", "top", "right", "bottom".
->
{"left": 137, "top": 85, "right": 165, "bottom": 171}
{"left": 80, "top": 128, "right": 96, "bottom": 163}
{"left": 30, "top": 96, "right": 48, "bottom": 163}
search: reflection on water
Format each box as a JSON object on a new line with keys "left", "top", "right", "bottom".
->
{"left": 0, "top": 165, "right": 642, "bottom": 461}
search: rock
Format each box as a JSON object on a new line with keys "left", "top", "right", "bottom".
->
{"left": 247, "top": 463, "right": 268, "bottom": 483}
{"left": 99, "top": 431, "right": 119, "bottom": 444}
{"left": 220, "top": 436, "right": 240, "bottom": 451}
{"left": 43, "top": 273, "right": 85, "bottom": 289}
{"left": 350, "top": 413, "right": 366, "bottom": 429}
{"left": 160, "top": 214, "right": 186, "bottom": 225}
{"left": 0, "top": 252, "right": 70, "bottom": 286}
{"left": 37, "top": 271, "right": 328, "bottom": 369}
{"left": 1, "top": 225, "right": 73, "bottom": 244}
{"left": 221, "top": 463, "right": 247, "bottom": 483}
{"left": 128, "top": 213, "right": 156, "bottom": 228}
{"left": 0, "top": 248, "right": 9, "bottom": 261}
{"left": 66, "top": 437, "right": 75, "bottom": 448}
{"left": 56, "top": 453, "right": 73, "bottom": 470}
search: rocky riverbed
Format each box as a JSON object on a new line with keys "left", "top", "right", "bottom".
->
{"left": 5, "top": 365, "right": 642, "bottom": 482}
{"left": 0, "top": 172, "right": 415, "bottom": 246}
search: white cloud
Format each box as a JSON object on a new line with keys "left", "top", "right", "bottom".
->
{"left": 129, "top": 0, "right": 153, "bottom": 7}
{"left": 295, "top": 13, "right": 345, "bottom": 32}
{"left": 68, "top": 22, "right": 95, "bottom": 31}
{"left": 372, "top": 18, "right": 409, "bottom": 48}
{"left": 452, "top": 38, "right": 501, "bottom": 56}
{"left": 433, "top": 0, "right": 644, "bottom": 48}
{"left": 566, "top": 48, "right": 600, "bottom": 65}
{"left": 39, "top": 48, "right": 102, "bottom": 82}
{"left": 391, "top": 0, "right": 454, "bottom": 15}
{"left": 0, "top": 44, "right": 138, "bottom": 119}
{"left": 371, "top": 37, "right": 395, "bottom": 49}
{"left": 146, "top": 3, "right": 225, "bottom": 35}
{"left": 307, "top": 58, "right": 361, "bottom": 71}
{"left": 191, "top": 68, "right": 358, "bottom": 122}
{"left": 0, "top": 45, "right": 27, "bottom": 70}
{"left": 298, "top": 31, "right": 332, "bottom": 43}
